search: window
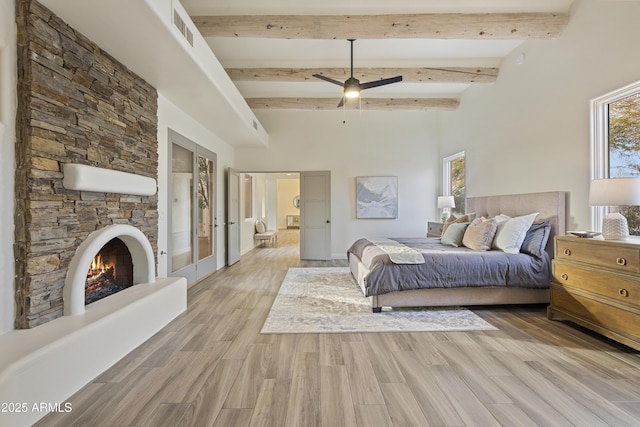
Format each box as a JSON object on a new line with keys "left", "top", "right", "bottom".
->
{"left": 443, "top": 151, "right": 466, "bottom": 214}
{"left": 591, "top": 80, "right": 640, "bottom": 234}
{"left": 244, "top": 174, "right": 253, "bottom": 219}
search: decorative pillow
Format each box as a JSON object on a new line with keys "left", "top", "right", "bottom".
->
{"left": 463, "top": 217, "right": 498, "bottom": 251}
{"left": 520, "top": 220, "right": 551, "bottom": 258}
{"left": 255, "top": 220, "right": 267, "bottom": 233}
{"left": 493, "top": 212, "right": 539, "bottom": 254}
{"left": 440, "top": 222, "right": 469, "bottom": 247}
{"left": 441, "top": 214, "right": 459, "bottom": 235}
{"left": 442, "top": 214, "right": 471, "bottom": 235}
{"left": 490, "top": 214, "right": 511, "bottom": 248}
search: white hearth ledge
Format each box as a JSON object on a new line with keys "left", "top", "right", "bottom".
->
{"left": 63, "top": 163, "right": 157, "bottom": 196}
{"left": 0, "top": 277, "right": 187, "bottom": 427}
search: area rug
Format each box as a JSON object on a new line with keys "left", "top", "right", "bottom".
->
{"left": 261, "top": 267, "right": 497, "bottom": 334}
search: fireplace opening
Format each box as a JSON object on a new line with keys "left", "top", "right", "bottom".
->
{"left": 85, "top": 238, "right": 134, "bottom": 305}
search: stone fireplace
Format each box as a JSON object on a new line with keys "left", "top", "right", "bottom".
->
{"left": 14, "top": 0, "right": 160, "bottom": 328}
{"left": 2, "top": 3, "right": 187, "bottom": 424}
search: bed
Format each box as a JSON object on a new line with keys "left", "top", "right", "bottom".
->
{"left": 348, "top": 191, "right": 567, "bottom": 312}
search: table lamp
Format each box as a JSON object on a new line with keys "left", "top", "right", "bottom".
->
{"left": 589, "top": 177, "right": 640, "bottom": 240}
{"left": 437, "top": 195, "right": 455, "bottom": 222}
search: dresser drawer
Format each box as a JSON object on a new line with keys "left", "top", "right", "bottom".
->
{"left": 555, "top": 238, "right": 640, "bottom": 273}
{"left": 553, "top": 260, "right": 640, "bottom": 306}
{"left": 427, "top": 221, "right": 444, "bottom": 238}
{"left": 550, "top": 284, "right": 640, "bottom": 343}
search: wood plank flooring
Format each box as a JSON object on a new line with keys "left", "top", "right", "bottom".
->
{"left": 37, "top": 230, "right": 640, "bottom": 426}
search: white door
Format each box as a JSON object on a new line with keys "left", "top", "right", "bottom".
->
{"left": 168, "top": 131, "right": 218, "bottom": 284}
{"left": 300, "top": 171, "right": 331, "bottom": 260}
{"left": 227, "top": 168, "right": 241, "bottom": 265}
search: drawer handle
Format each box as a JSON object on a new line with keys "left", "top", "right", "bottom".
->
{"left": 619, "top": 288, "right": 629, "bottom": 297}
{"left": 617, "top": 257, "right": 627, "bottom": 266}
{"left": 561, "top": 273, "right": 569, "bottom": 281}
{"left": 563, "top": 249, "right": 571, "bottom": 256}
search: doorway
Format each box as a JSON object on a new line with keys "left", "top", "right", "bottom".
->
{"left": 168, "top": 129, "right": 218, "bottom": 284}
{"left": 231, "top": 171, "right": 331, "bottom": 261}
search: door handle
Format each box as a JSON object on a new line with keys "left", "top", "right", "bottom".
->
{"left": 230, "top": 221, "right": 235, "bottom": 225}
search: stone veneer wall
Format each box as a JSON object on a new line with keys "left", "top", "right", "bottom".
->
{"left": 14, "top": 0, "right": 159, "bottom": 329}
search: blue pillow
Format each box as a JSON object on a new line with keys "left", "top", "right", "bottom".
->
{"left": 440, "top": 222, "right": 469, "bottom": 247}
{"left": 520, "top": 221, "right": 551, "bottom": 258}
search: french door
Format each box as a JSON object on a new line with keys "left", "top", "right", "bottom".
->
{"left": 168, "top": 130, "right": 218, "bottom": 284}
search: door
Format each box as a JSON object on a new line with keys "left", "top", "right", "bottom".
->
{"left": 227, "top": 168, "right": 241, "bottom": 265}
{"left": 195, "top": 150, "right": 217, "bottom": 280}
{"left": 300, "top": 171, "right": 331, "bottom": 260}
{"left": 168, "top": 130, "right": 217, "bottom": 284}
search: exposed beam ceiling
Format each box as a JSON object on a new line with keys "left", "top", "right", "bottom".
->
{"left": 246, "top": 97, "right": 460, "bottom": 111}
{"left": 226, "top": 67, "right": 499, "bottom": 83}
{"left": 184, "top": 7, "right": 571, "bottom": 111}
{"left": 192, "top": 13, "right": 568, "bottom": 40}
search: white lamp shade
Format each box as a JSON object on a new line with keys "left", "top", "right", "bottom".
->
{"left": 437, "top": 195, "right": 455, "bottom": 209}
{"left": 589, "top": 178, "right": 640, "bottom": 206}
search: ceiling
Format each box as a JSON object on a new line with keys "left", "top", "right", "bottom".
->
{"left": 180, "top": 0, "right": 574, "bottom": 111}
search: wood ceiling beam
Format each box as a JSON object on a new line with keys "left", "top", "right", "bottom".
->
{"left": 245, "top": 97, "right": 460, "bottom": 111}
{"left": 192, "top": 13, "right": 568, "bottom": 39}
{"left": 226, "top": 67, "right": 498, "bottom": 83}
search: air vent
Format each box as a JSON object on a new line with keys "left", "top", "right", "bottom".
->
{"left": 173, "top": 9, "right": 193, "bottom": 47}
{"left": 253, "top": 120, "right": 258, "bottom": 131}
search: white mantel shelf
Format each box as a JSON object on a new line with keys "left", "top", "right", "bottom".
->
{"left": 38, "top": 0, "right": 269, "bottom": 148}
{"left": 62, "top": 164, "right": 157, "bottom": 196}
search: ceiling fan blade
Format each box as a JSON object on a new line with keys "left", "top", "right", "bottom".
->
{"left": 360, "top": 76, "right": 403, "bottom": 90}
{"left": 337, "top": 97, "right": 345, "bottom": 108}
{"left": 313, "top": 74, "right": 344, "bottom": 87}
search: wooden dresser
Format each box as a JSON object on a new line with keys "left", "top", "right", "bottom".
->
{"left": 548, "top": 235, "right": 640, "bottom": 350}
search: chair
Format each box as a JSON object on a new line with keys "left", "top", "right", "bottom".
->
{"left": 254, "top": 220, "right": 277, "bottom": 247}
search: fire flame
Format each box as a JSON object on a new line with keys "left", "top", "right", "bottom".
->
{"left": 87, "top": 254, "right": 116, "bottom": 281}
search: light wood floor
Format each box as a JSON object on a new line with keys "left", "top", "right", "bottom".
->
{"left": 38, "top": 230, "right": 640, "bottom": 426}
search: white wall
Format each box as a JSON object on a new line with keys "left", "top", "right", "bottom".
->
{"left": 236, "top": 110, "right": 440, "bottom": 257}
{"left": 277, "top": 179, "right": 300, "bottom": 230}
{"left": 438, "top": 0, "right": 640, "bottom": 231}
{"left": 0, "top": 1, "right": 16, "bottom": 334}
{"left": 157, "top": 94, "right": 235, "bottom": 276}
{"left": 267, "top": 176, "right": 278, "bottom": 230}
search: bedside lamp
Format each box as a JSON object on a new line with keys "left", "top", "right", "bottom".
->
{"left": 437, "top": 195, "right": 455, "bottom": 222}
{"left": 589, "top": 177, "right": 640, "bottom": 240}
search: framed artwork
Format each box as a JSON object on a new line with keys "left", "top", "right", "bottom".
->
{"left": 356, "top": 176, "right": 398, "bottom": 219}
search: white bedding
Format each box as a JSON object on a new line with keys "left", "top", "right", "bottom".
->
{"left": 366, "top": 237, "right": 425, "bottom": 264}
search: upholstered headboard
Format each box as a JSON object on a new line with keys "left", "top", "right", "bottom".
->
{"left": 466, "top": 191, "right": 568, "bottom": 259}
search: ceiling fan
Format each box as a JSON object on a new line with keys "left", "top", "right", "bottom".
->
{"left": 313, "top": 39, "right": 403, "bottom": 108}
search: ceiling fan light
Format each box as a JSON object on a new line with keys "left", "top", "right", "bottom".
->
{"left": 345, "top": 88, "right": 360, "bottom": 98}
{"left": 344, "top": 78, "right": 360, "bottom": 98}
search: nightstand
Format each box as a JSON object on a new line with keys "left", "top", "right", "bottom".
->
{"left": 427, "top": 221, "right": 444, "bottom": 237}
{"left": 548, "top": 235, "right": 640, "bottom": 351}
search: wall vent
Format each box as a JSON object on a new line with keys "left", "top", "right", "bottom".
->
{"left": 173, "top": 9, "right": 193, "bottom": 47}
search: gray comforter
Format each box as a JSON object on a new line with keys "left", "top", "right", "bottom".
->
{"left": 347, "top": 237, "right": 551, "bottom": 297}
